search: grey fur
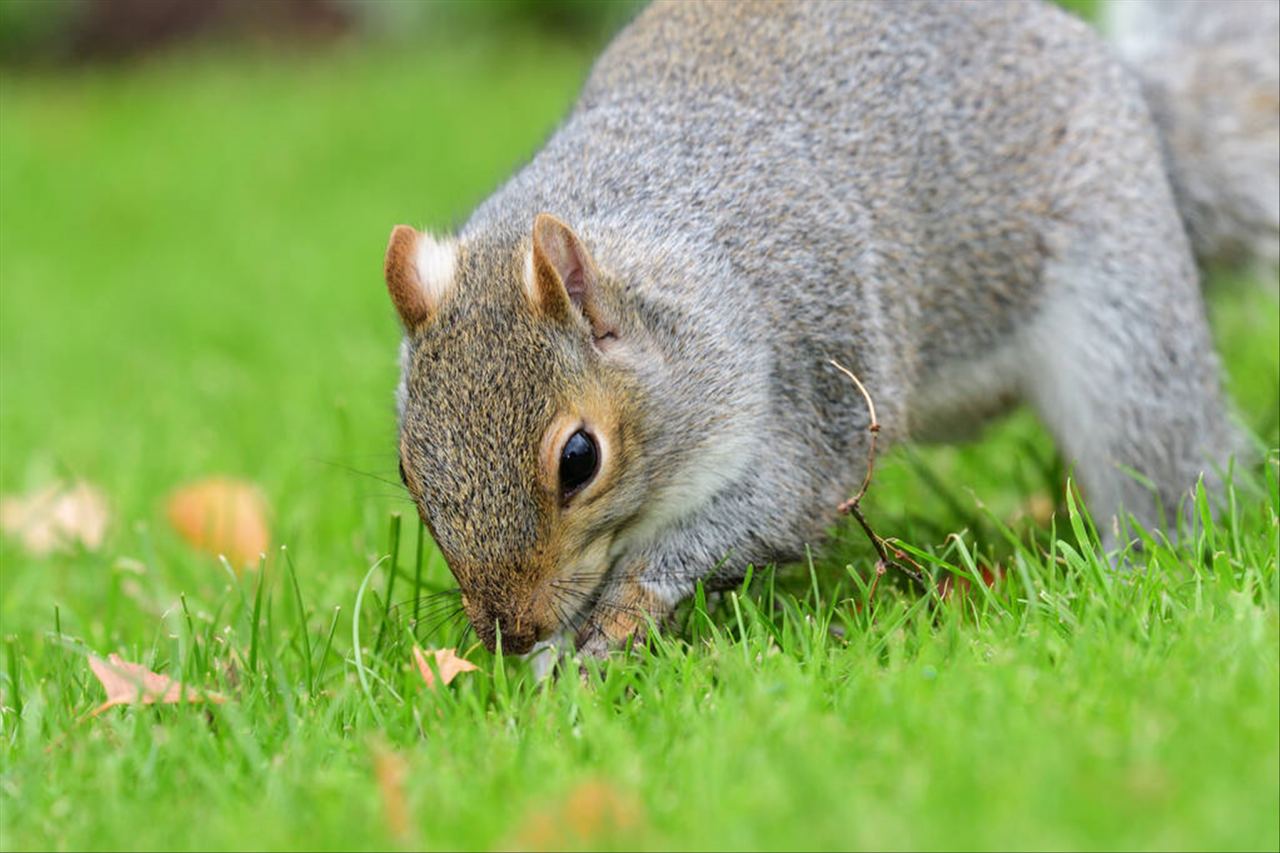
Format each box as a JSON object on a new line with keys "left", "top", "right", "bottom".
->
{"left": 1107, "top": 0, "right": 1280, "bottom": 267}
{"left": 395, "top": 1, "right": 1260, "bottom": 654}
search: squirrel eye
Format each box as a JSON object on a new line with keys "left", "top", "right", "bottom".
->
{"left": 559, "top": 429, "right": 598, "bottom": 499}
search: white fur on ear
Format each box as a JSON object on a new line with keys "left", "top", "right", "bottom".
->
{"left": 385, "top": 226, "right": 457, "bottom": 328}
{"left": 414, "top": 233, "right": 457, "bottom": 308}
{"left": 523, "top": 248, "right": 536, "bottom": 303}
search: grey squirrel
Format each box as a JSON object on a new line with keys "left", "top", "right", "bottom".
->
{"left": 382, "top": 1, "right": 1278, "bottom": 659}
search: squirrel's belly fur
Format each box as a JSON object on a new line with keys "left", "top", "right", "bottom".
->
{"left": 389, "top": 0, "right": 1269, "bottom": 655}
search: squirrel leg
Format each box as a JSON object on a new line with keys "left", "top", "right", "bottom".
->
{"left": 1019, "top": 252, "right": 1242, "bottom": 543}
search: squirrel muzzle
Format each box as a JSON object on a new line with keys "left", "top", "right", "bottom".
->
{"left": 461, "top": 592, "right": 546, "bottom": 656}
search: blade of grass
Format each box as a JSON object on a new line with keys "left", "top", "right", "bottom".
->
{"left": 353, "top": 556, "right": 389, "bottom": 727}
{"left": 178, "top": 592, "right": 204, "bottom": 678}
{"left": 5, "top": 636, "right": 22, "bottom": 718}
{"left": 314, "top": 605, "right": 342, "bottom": 690}
{"left": 281, "top": 545, "right": 314, "bottom": 695}
{"left": 375, "top": 512, "right": 402, "bottom": 654}
{"left": 249, "top": 553, "right": 266, "bottom": 674}
{"left": 412, "top": 520, "right": 425, "bottom": 629}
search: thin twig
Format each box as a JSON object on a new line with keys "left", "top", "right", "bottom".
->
{"left": 829, "top": 359, "right": 926, "bottom": 587}
{"left": 830, "top": 359, "right": 879, "bottom": 512}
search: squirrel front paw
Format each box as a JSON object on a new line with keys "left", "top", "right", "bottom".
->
{"left": 572, "top": 580, "right": 669, "bottom": 659}
{"left": 574, "top": 621, "right": 643, "bottom": 660}
{"left": 573, "top": 621, "right": 650, "bottom": 687}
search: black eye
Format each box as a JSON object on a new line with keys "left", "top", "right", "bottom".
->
{"left": 559, "top": 430, "right": 598, "bottom": 498}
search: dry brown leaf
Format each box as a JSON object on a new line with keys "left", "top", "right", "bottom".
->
{"left": 412, "top": 645, "right": 479, "bottom": 690}
{"left": 88, "top": 653, "right": 226, "bottom": 716}
{"left": 372, "top": 744, "right": 411, "bottom": 842}
{"left": 1006, "top": 492, "right": 1056, "bottom": 527}
{"left": 166, "top": 477, "right": 270, "bottom": 569}
{"left": 0, "top": 480, "right": 109, "bottom": 556}
{"left": 939, "top": 563, "right": 1002, "bottom": 601}
{"left": 510, "top": 778, "right": 643, "bottom": 852}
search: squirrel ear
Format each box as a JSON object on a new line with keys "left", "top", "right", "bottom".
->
{"left": 384, "top": 225, "right": 455, "bottom": 329}
{"left": 529, "top": 214, "right": 609, "bottom": 336}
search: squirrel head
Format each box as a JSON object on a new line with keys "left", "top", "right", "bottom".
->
{"left": 384, "top": 214, "right": 650, "bottom": 655}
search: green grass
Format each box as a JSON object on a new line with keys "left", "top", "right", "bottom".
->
{"left": 2, "top": 21, "right": 1279, "bottom": 853}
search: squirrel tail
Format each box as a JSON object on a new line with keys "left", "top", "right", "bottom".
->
{"left": 1105, "top": 0, "right": 1280, "bottom": 269}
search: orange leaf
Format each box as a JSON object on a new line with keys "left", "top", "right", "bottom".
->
{"left": 166, "top": 477, "right": 270, "bottom": 569}
{"left": 372, "top": 744, "right": 411, "bottom": 842}
{"left": 412, "top": 645, "right": 479, "bottom": 690}
{"left": 1006, "top": 492, "right": 1056, "bottom": 527}
{"left": 510, "top": 778, "right": 643, "bottom": 851}
{"left": 0, "top": 480, "right": 109, "bottom": 556}
{"left": 88, "top": 653, "right": 225, "bottom": 715}
{"left": 939, "top": 563, "right": 1003, "bottom": 601}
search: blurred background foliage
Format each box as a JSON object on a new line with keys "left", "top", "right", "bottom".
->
{"left": 0, "top": 0, "right": 643, "bottom": 66}
{"left": 0, "top": 0, "right": 1103, "bottom": 67}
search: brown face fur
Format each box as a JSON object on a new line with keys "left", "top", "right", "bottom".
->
{"left": 394, "top": 231, "right": 646, "bottom": 655}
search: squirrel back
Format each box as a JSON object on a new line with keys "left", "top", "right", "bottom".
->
{"left": 385, "top": 1, "right": 1263, "bottom": 658}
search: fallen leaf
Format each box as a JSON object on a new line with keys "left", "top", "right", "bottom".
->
{"left": 372, "top": 743, "right": 412, "bottom": 842}
{"left": 412, "top": 645, "right": 479, "bottom": 690}
{"left": 939, "top": 563, "right": 1002, "bottom": 601}
{"left": 0, "top": 480, "right": 109, "bottom": 555}
{"left": 88, "top": 653, "right": 225, "bottom": 715}
{"left": 166, "top": 477, "right": 269, "bottom": 568}
{"left": 1006, "top": 492, "right": 1056, "bottom": 527}
{"left": 510, "top": 778, "right": 643, "bottom": 851}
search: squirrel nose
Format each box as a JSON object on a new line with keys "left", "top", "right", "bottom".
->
{"left": 470, "top": 605, "right": 538, "bottom": 656}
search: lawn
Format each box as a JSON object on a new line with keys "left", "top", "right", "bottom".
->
{"left": 1, "top": 14, "right": 1278, "bottom": 853}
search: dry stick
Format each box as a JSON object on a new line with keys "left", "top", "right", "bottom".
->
{"left": 829, "top": 360, "right": 926, "bottom": 587}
